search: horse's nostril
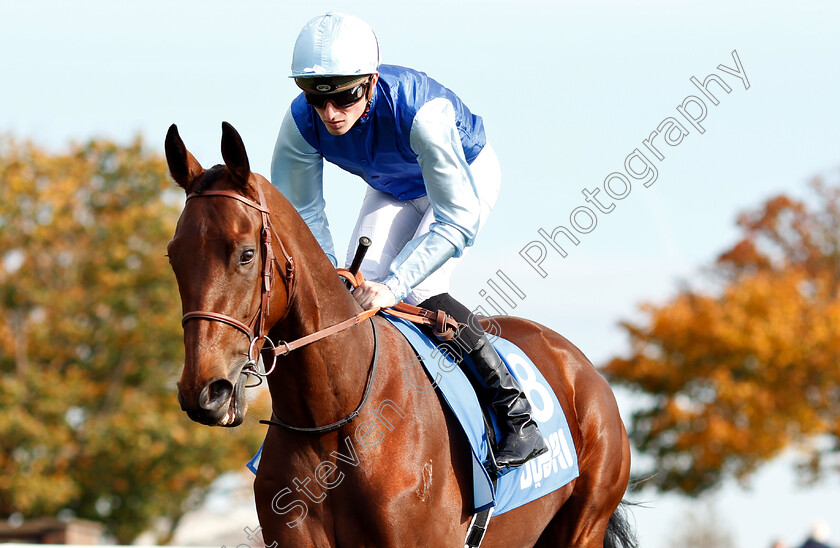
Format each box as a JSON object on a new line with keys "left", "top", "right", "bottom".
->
{"left": 199, "top": 378, "right": 234, "bottom": 412}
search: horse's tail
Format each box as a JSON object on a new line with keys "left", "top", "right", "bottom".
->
{"left": 603, "top": 500, "right": 639, "bottom": 548}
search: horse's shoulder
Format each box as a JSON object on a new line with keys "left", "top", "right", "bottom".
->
{"left": 372, "top": 314, "right": 416, "bottom": 354}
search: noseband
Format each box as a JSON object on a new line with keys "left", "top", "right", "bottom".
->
{"left": 180, "top": 182, "right": 295, "bottom": 377}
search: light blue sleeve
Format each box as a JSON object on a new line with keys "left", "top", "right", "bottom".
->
{"left": 270, "top": 106, "right": 338, "bottom": 267}
{"left": 383, "top": 231, "right": 458, "bottom": 302}
{"left": 382, "top": 98, "right": 482, "bottom": 302}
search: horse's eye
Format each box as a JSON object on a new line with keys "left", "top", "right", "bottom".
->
{"left": 239, "top": 249, "right": 255, "bottom": 265}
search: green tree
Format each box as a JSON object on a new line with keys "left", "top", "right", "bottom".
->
{"left": 605, "top": 177, "right": 840, "bottom": 495}
{"left": 0, "top": 136, "right": 266, "bottom": 543}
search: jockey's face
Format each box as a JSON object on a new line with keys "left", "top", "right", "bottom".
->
{"left": 313, "top": 74, "right": 378, "bottom": 136}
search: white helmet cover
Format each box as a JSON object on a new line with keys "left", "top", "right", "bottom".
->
{"left": 290, "top": 12, "right": 380, "bottom": 78}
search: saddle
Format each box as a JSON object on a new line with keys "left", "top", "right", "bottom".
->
{"left": 340, "top": 272, "right": 581, "bottom": 538}
{"left": 249, "top": 269, "right": 579, "bottom": 548}
{"left": 336, "top": 268, "right": 579, "bottom": 491}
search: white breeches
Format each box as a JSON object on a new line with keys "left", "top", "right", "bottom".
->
{"left": 344, "top": 143, "right": 502, "bottom": 305}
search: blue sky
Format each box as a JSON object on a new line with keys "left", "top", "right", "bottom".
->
{"left": 3, "top": 0, "right": 839, "bottom": 546}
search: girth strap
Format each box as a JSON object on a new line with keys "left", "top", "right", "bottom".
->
{"left": 464, "top": 506, "right": 494, "bottom": 548}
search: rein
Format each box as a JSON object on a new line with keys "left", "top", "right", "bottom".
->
{"left": 179, "top": 183, "right": 460, "bottom": 432}
{"left": 259, "top": 319, "right": 380, "bottom": 433}
{"left": 180, "top": 183, "right": 295, "bottom": 376}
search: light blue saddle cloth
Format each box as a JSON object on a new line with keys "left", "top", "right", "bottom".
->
{"left": 247, "top": 315, "right": 579, "bottom": 515}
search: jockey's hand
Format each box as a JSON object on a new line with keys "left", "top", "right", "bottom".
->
{"left": 353, "top": 280, "right": 397, "bottom": 310}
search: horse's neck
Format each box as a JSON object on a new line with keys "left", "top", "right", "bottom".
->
{"left": 263, "top": 186, "right": 375, "bottom": 429}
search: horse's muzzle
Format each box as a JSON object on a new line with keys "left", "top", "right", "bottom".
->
{"left": 178, "top": 376, "right": 244, "bottom": 427}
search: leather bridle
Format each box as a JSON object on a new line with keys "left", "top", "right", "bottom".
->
{"left": 178, "top": 181, "right": 461, "bottom": 432}
{"left": 179, "top": 181, "right": 384, "bottom": 433}
{"left": 180, "top": 182, "right": 295, "bottom": 377}
{"left": 180, "top": 182, "right": 461, "bottom": 377}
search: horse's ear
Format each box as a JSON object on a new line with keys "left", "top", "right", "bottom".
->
{"left": 220, "top": 121, "right": 251, "bottom": 187}
{"left": 165, "top": 124, "right": 203, "bottom": 192}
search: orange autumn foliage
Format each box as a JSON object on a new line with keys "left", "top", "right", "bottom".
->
{"left": 605, "top": 178, "right": 840, "bottom": 495}
{"left": 0, "top": 136, "right": 268, "bottom": 542}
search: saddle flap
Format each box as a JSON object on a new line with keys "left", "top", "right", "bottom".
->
{"left": 382, "top": 315, "right": 580, "bottom": 516}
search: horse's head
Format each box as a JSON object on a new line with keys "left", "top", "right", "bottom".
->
{"left": 165, "top": 122, "right": 290, "bottom": 427}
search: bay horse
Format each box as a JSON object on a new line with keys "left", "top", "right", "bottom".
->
{"left": 165, "top": 122, "right": 635, "bottom": 547}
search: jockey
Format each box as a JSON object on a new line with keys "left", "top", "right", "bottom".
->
{"left": 270, "top": 12, "right": 547, "bottom": 468}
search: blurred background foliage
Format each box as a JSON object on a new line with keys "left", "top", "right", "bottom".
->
{"left": 606, "top": 176, "right": 840, "bottom": 495}
{"left": 3, "top": 130, "right": 840, "bottom": 542}
{"left": 0, "top": 136, "right": 267, "bottom": 543}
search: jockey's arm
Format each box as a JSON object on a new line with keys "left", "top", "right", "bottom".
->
{"left": 382, "top": 98, "right": 482, "bottom": 302}
{"left": 270, "top": 106, "right": 339, "bottom": 267}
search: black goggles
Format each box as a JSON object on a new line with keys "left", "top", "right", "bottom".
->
{"left": 303, "top": 80, "right": 370, "bottom": 109}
